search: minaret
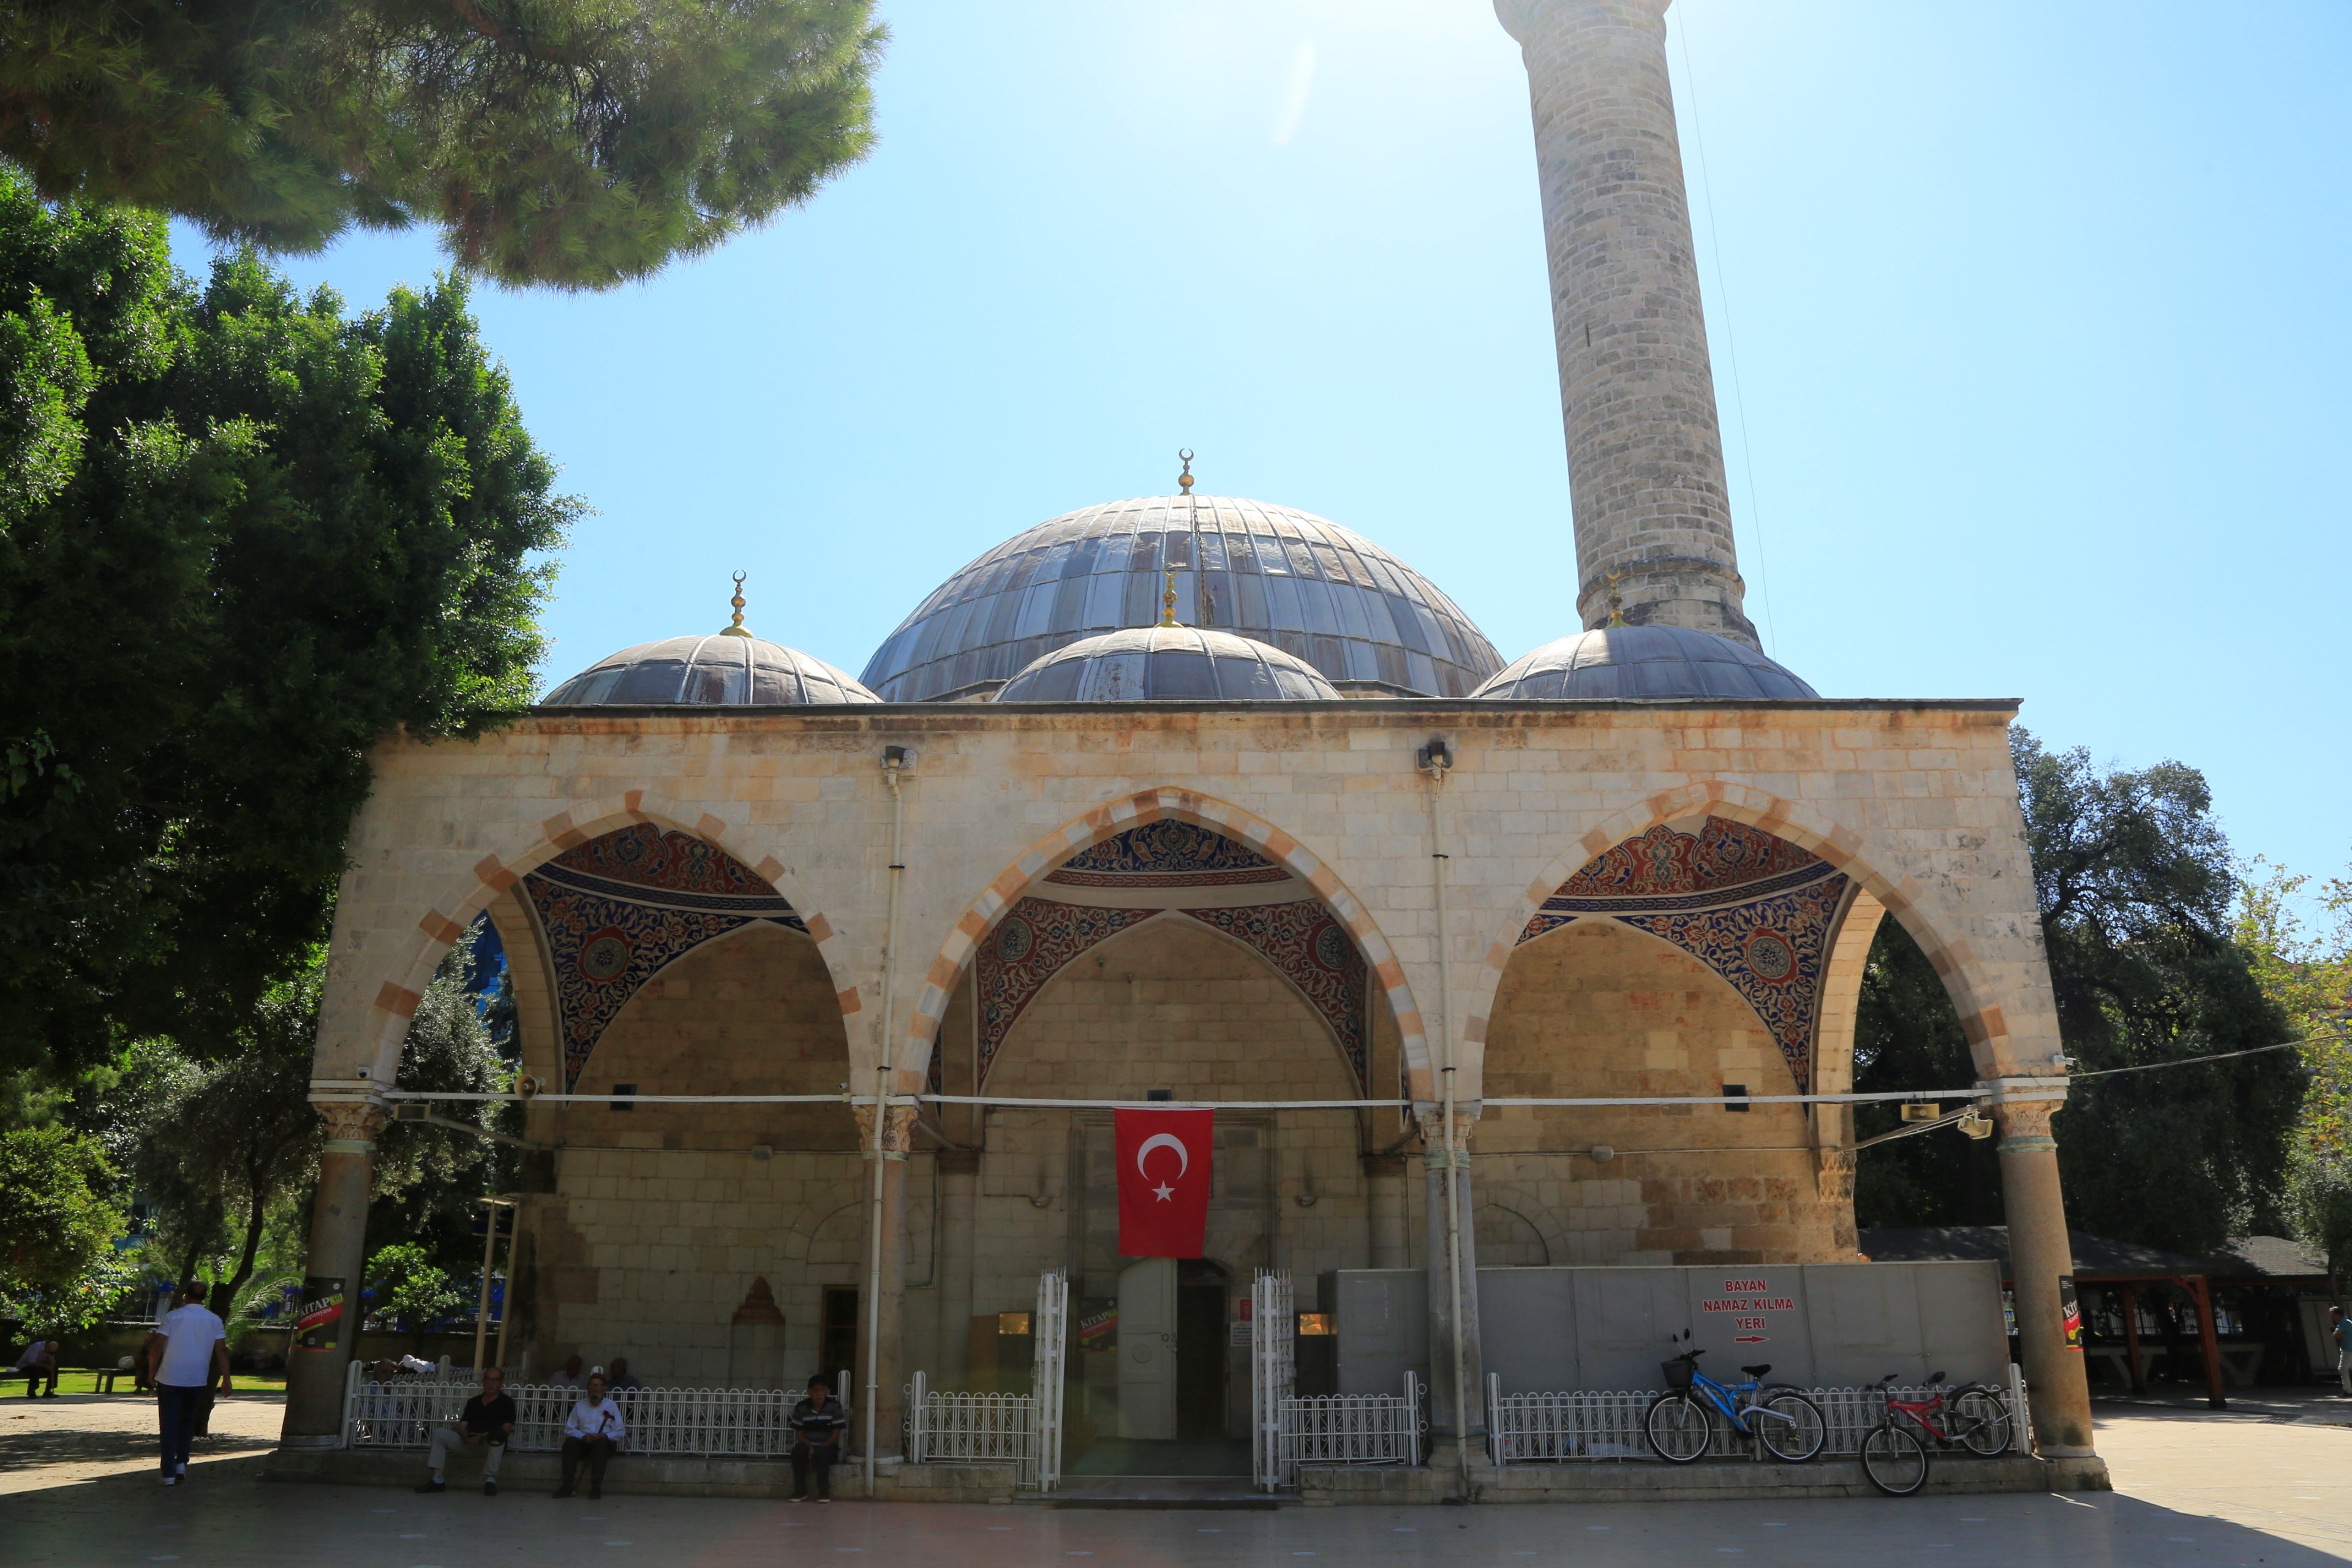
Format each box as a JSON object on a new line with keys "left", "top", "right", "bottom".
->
{"left": 1496, "top": 0, "right": 1757, "bottom": 647}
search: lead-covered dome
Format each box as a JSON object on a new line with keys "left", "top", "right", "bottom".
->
{"left": 543, "top": 633, "right": 881, "bottom": 706}
{"left": 995, "top": 626, "right": 1341, "bottom": 703}
{"left": 860, "top": 496, "right": 1503, "bottom": 702}
{"left": 1472, "top": 626, "right": 1818, "bottom": 701}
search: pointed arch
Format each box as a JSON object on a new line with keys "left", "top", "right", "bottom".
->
{"left": 900, "top": 787, "right": 1432, "bottom": 1098}
{"left": 1462, "top": 781, "right": 2016, "bottom": 1084}
{"left": 350, "top": 787, "right": 859, "bottom": 1081}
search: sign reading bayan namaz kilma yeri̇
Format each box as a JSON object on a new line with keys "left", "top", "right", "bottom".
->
{"left": 1702, "top": 1277, "right": 1797, "bottom": 1345}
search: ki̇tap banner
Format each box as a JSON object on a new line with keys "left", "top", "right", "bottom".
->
{"left": 293, "top": 1277, "right": 345, "bottom": 1351}
{"left": 1115, "top": 1108, "right": 1213, "bottom": 1259}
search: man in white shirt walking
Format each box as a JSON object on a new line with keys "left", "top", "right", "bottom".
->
{"left": 151, "top": 1283, "right": 232, "bottom": 1485}
{"left": 556, "top": 1373, "right": 625, "bottom": 1500}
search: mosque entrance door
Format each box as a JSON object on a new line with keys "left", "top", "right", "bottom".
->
{"left": 1117, "top": 1257, "right": 1178, "bottom": 1438}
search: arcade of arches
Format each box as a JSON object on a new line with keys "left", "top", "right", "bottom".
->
{"left": 423, "top": 810, "right": 1909, "bottom": 1472}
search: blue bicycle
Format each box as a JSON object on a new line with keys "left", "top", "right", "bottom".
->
{"left": 1644, "top": 1332, "right": 1826, "bottom": 1464}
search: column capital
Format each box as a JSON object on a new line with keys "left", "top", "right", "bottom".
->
{"left": 1991, "top": 1098, "right": 2059, "bottom": 1152}
{"left": 315, "top": 1099, "right": 386, "bottom": 1150}
{"left": 853, "top": 1101, "right": 919, "bottom": 1157}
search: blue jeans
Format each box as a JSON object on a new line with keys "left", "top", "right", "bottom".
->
{"left": 158, "top": 1384, "right": 205, "bottom": 1473}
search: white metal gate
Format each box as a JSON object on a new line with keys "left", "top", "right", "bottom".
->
{"left": 1251, "top": 1268, "right": 1295, "bottom": 1492}
{"left": 1034, "top": 1269, "right": 1069, "bottom": 1492}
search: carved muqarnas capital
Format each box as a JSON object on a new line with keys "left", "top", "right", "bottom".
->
{"left": 1992, "top": 1099, "right": 2057, "bottom": 1147}
{"left": 852, "top": 1102, "right": 918, "bottom": 1155}
{"left": 316, "top": 1101, "right": 386, "bottom": 1145}
{"left": 1815, "top": 1147, "right": 1856, "bottom": 1204}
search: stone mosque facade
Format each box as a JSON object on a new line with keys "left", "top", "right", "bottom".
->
{"left": 285, "top": 0, "right": 2096, "bottom": 1476}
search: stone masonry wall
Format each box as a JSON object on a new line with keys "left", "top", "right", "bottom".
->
{"left": 1476, "top": 918, "right": 1849, "bottom": 1266}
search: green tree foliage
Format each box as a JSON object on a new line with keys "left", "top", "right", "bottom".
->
{"left": 368, "top": 952, "right": 514, "bottom": 1284}
{"left": 363, "top": 1240, "right": 459, "bottom": 1330}
{"left": 0, "top": 0, "right": 883, "bottom": 290}
{"left": 118, "top": 962, "right": 322, "bottom": 1307}
{"left": 1852, "top": 918, "right": 2005, "bottom": 1229}
{"left": 0, "top": 1123, "right": 125, "bottom": 1302}
{"left": 2234, "top": 860, "right": 2352, "bottom": 1275}
{"left": 0, "top": 171, "right": 573, "bottom": 1079}
{"left": 1854, "top": 729, "right": 2304, "bottom": 1255}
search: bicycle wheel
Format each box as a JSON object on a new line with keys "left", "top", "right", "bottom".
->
{"left": 1645, "top": 1393, "right": 1713, "bottom": 1463}
{"left": 1951, "top": 1388, "right": 2011, "bottom": 1457}
{"left": 1860, "top": 1423, "right": 1929, "bottom": 1496}
{"left": 1755, "top": 1392, "right": 1826, "bottom": 1463}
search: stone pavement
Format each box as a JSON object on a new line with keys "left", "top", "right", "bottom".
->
{"left": 12, "top": 1392, "right": 2351, "bottom": 1566}
{"left": 0, "top": 1390, "right": 282, "bottom": 1495}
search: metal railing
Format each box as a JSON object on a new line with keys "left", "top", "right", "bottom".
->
{"left": 1487, "top": 1372, "right": 2034, "bottom": 1464}
{"left": 1277, "top": 1372, "right": 1424, "bottom": 1475}
{"left": 904, "top": 1371, "right": 1040, "bottom": 1485}
{"left": 1251, "top": 1269, "right": 1295, "bottom": 1492}
{"left": 341, "top": 1363, "right": 853, "bottom": 1458}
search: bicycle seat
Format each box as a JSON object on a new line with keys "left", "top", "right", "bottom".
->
{"left": 1741, "top": 1363, "right": 1771, "bottom": 1378}
{"left": 1928, "top": 1371, "right": 1947, "bottom": 1385}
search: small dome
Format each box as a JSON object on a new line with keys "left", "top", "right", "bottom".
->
{"left": 1472, "top": 626, "right": 1818, "bottom": 701}
{"left": 995, "top": 626, "right": 1342, "bottom": 703}
{"left": 543, "top": 634, "right": 881, "bottom": 706}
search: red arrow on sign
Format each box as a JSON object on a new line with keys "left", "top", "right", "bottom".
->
{"left": 1734, "top": 1335, "right": 1765, "bottom": 1343}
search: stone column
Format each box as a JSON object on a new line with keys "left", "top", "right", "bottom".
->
{"left": 853, "top": 1101, "right": 917, "bottom": 1468}
{"left": 936, "top": 1147, "right": 980, "bottom": 1383}
{"left": 1422, "top": 1140, "right": 1486, "bottom": 1461}
{"left": 1364, "top": 1153, "right": 1409, "bottom": 1270}
{"left": 1991, "top": 1094, "right": 2096, "bottom": 1457}
{"left": 281, "top": 1098, "right": 383, "bottom": 1443}
{"left": 1494, "top": 0, "right": 1757, "bottom": 644}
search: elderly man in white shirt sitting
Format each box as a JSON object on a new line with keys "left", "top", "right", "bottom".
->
{"left": 554, "top": 1372, "right": 625, "bottom": 1500}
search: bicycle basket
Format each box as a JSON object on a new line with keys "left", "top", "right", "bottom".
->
{"left": 1660, "top": 1357, "right": 1695, "bottom": 1392}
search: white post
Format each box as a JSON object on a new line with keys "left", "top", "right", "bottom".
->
{"left": 1486, "top": 1371, "right": 1503, "bottom": 1468}
{"left": 907, "top": 1370, "right": 927, "bottom": 1464}
{"left": 471, "top": 1201, "right": 497, "bottom": 1375}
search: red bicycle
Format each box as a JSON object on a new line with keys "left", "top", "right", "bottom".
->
{"left": 1857, "top": 1372, "right": 2012, "bottom": 1496}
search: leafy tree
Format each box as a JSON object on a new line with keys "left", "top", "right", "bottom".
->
{"left": 0, "top": 0, "right": 884, "bottom": 290}
{"left": 364, "top": 1240, "right": 459, "bottom": 1330}
{"left": 118, "top": 963, "right": 322, "bottom": 1307}
{"left": 367, "top": 951, "right": 514, "bottom": 1283}
{"left": 1855, "top": 729, "right": 2304, "bottom": 1255}
{"left": 0, "top": 170, "right": 573, "bottom": 1081}
{"left": 2235, "top": 859, "right": 2352, "bottom": 1277}
{"left": 0, "top": 1123, "right": 124, "bottom": 1295}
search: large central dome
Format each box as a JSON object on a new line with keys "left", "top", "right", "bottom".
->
{"left": 860, "top": 495, "right": 1502, "bottom": 702}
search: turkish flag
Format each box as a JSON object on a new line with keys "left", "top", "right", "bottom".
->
{"left": 1115, "top": 1109, "right": 1213, "bottom": 1259}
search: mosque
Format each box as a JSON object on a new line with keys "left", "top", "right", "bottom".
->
{"left": 284, "top": 0, "right": 2095, "bottom": 1486}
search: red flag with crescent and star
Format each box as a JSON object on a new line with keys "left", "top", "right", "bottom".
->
{"left": 1115, "top": 1109, "right": 1213, "bottom": 1258}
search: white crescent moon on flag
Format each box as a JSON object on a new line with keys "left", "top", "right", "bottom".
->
{"left": 1135, "top": 1133, "right": 1189, "bottom": 1182}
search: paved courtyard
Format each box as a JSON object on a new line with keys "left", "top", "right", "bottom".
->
{"left": 10, "top": 1392, "right": 2349, "bottom": 1566}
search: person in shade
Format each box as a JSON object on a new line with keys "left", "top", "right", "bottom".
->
{"left": 151, "top": 1283, "right": 232, "bottom": 1486}
{"left": 605, "top": 1357, "right": 643, "bottom": 1392}
{"left": 787, "top": 1375, "right": 847, "bottom": 1504}
{"left": 9, "top": 1340, "right": 59, "bottom": 1397}
{"left": 2333, "top": 1305, "right": 2350, "bottom": 1395}
{"left": 416, "top": 1366, "right": 517, "bottom": 1496}
{"left": 556, "top": 1373, "right": 624, "bottom": 1499}
{"left": 547, "top": 1353, "right": 588, "bottom": 1391}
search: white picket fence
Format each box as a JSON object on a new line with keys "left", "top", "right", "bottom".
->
{"left": 902, "top": 1271, "right": 1068, "bottom": 1492}
{"left": 1277, "top": 1373, "right": 1425, "bottom": 1474}
{"left": 1486, "top": 1366, "right": 2033, "bottom": 1464}
{"left": 341, "top": 1362, "right": 854, "bottom": 1458}
{"left": 905, "top": 1372, "right": 1040, "bottom": 1484}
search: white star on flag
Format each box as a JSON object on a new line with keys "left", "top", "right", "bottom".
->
{"left": 1153, "top": 1183, "right": 1175, "bottom": 1202}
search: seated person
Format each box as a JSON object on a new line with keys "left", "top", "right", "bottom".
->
{"left": 546, "top": 1354, "right": 588, "bottom": 1391}
{"left": 605, "top": 1357, "right": 643, "bottom": 1392}
{"left": 415, "top": 1366, "right": 517, "bottom": 1496}
{"left": 369, "top": 1353, "right": 439, "bottom": 1379}
{"left": 8, "top": 1340, "right": 59, "bottom": 1397}
{"left": 788, "top": 1376, "right": 847, "bottom": 1504}
{"left": 556, "top": 1373, "right": 625, "bottom": 1500}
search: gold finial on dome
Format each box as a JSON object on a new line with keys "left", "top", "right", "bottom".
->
{"left": 1161, "top": 564, "right": 1180, "bottom": 627}
{"left": 721, "top": 571, "right": 752, "bottom": 637}
{"left": 1604, "top": 571, "right": 1626, "bottom": 628}
{"left": 1177, "top": 448, "right": 1195, "bottom": 495}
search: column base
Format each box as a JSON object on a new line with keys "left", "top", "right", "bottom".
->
{"left": 277, "top": 1434, "right": 343, "bottom": 1452}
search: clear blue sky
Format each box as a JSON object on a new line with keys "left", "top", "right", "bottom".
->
{"left": 172, "top": 0, "right": 2351, "bottom": 887}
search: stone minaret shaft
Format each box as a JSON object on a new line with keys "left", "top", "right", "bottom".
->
{"left": 1497, "top": 0, "right": 1756, "bottom": 646}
